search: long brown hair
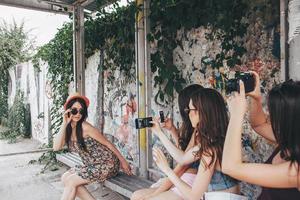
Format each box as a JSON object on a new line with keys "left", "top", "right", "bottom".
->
{"left": 190, "top": 88, "right": 229, "bottom": 169}
{"left": 268, "top": 80, "right": 300, "bottom": 169}
{"left": 65, "top": 98, "right": 88, "bottom": 150}
{"left": 178, "top": 84, "right": 204, "bottom": 150}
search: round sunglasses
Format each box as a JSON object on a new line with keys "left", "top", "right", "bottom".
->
{"left": 70, "top": 108, "right": 84, "bottom": 115}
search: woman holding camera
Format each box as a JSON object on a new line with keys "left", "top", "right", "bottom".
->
{"left": 222, "top": 72, "right": 300, "bottom": 200}
{"left": 53, "top": 93, "right": 132, "bottom": 200}
{"left": 149, "top": 88, "right": 244, "bottom": 200}
{"left": 131, "top": 84, "right": 204, "bottom": 200}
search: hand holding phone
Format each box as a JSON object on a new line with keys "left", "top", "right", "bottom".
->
{"left": 159, "top": 111, "right": 165, "bottom": 123}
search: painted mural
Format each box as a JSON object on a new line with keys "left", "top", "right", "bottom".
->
{"left": 102, "top": 74, "right": 139, "bottom": 166}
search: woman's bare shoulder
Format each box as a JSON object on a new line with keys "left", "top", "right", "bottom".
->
{"left": 82, "top": 121, "right": 96, "bottom": 136}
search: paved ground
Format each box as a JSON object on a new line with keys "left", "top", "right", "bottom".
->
{"left": 0, "top": 137, "right": 42, "bottom": 155}
{"left": 0, "top": 138, "right": 126, "bottom": 200}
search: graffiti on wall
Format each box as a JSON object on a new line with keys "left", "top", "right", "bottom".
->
{"left": 103, "top": 79, "right": 139, "bottom": 165}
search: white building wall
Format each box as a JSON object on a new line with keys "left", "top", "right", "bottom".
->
{"left": 9, "top": 61, "right": 50, "bottom": 144}
{"left": 8, "top": 68, "right": 16, "bottom": 107}
{"left": 85, "top": 51, "right": 100, "bottom": 126}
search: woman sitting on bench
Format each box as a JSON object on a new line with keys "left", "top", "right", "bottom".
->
{"left": 131, "top": 84, "right": 204, "bottom": 200}
{"left": 138, "top": 88, "right": 245, "bottom": 200}
{"left": 53, "top": 93, "right": 132, "bottom": 200}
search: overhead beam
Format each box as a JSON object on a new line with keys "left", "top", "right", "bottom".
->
{"left": 0, "top": 0, "right": 72, "bottom": 14}
{"left": 80, "top": 0, "right": 95, "bottom": 7}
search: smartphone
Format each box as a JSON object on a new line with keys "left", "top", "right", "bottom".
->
{"left": 159, "top": 111, "right": 165, "bottom": 123}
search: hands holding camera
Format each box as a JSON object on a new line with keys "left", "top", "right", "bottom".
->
{"left": 149, "top": 117, "right": 164, "bottom": 137}
{"left": 246, "top": 71, "right": 262, "bottom": 100}
{"left": 227, "top": 71, "right": 261, "bottom": 118}
{"left": 227, "top": 80, "right": 247, "bottom": 117}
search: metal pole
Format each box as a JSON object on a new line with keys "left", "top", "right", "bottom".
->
{"left": 287, "top": 0, "right": 300, "bottom": 80}
{"left": 144, "top": 0, "right": 152, "bottom": 173}
{"left": 73, "top": 5, "right": 85, "bottom": 95}
{"left": 136, "top": 0, "right": 147, "bottom": 178}
{"left": 280, "top": 0, "right": 289, "bottom": 81}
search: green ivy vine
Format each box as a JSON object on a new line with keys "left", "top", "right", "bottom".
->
{"left": 148, "top": 0, "right": 279, "bottom": 103}
{"left": 33, "top": 23, "right": 73, "bottom": 140}
{"left": 85, "top": 1, "right": 137, "bottom": 81}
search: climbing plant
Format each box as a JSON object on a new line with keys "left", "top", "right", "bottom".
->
{"left": 0, "top": 91, "right": 31, "bottom": 143}
{"left": 148, "top": 0, "right": 279, "bottom": 103}
{"left": 85, "top": 1, "right": 137, "bottom": 81}
{"left": 33, "top": 23, "right": 73, "bottom": 140}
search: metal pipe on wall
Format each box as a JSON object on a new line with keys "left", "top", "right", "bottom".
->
{"left": 280, "top": 0, "right": 289, "bottom": 81}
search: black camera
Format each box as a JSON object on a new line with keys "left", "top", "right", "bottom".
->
{"left": 225, "top": 72, "right": 255, "bottom": 94}
{"left": 135, "top": 117, "right": 153, "bottom": 129}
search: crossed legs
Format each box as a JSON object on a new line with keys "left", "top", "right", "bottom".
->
{"left": 61, "top": 170, "right": 95, "bottom": 200}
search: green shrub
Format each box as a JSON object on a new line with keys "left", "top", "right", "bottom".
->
{"left": 2, "top": 91, "right": 31, "bottom": 142}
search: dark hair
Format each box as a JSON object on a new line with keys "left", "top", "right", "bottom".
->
{"left": 178, "top": 84, "right": 204, "bottom": 150}
{"left": 191, "top": 88, "right": 229, "bottom": 169}
{"left": 268, "top": 80, "right": 300, "bottom": 168}
{"left": 65, "top": 98, "right": 88, "bottom": 150}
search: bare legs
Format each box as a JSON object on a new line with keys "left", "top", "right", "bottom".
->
{"left": 131, "top": 188, "right": 182, "bottom": 200}
{"left": 61, "top": 170, "right": 95, "bottom": 200}
{"left": 131, "top": 188, "right": 157, "bottom": 200}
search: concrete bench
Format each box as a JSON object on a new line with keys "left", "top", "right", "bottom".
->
{"left": 56, "top": 152, "right": 154, "bottom": 198}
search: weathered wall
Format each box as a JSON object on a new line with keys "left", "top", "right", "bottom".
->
{"left": 8, "top": 62, "right": 50, "bottom": 144}
{"left": 287, "top": 0, "right": 300, "bottom": 80}
{"left": 83, "top": 17, "right": 279, "bottom": 199}
{"left": 289, "top": 35, "right": 300, "bottom": 80}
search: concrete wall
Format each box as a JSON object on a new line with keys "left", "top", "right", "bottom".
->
{"left": 8, "top": 62, "right": 50, "bottom": 144}
{"left": 288, "top": 0, "right": 300, "bottom": 80}
{"left": 85, "top": 51, "right": 100, "bottom": 126}
{"left": 289, "top": 35, "right": 300, "bottom": 80}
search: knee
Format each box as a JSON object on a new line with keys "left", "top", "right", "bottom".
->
{"left": 64, "top": 177, "right": 77, "bottom": 188}
{"left": 62, "top": 173, "right": 79, "bottom": 188}
{"left": 61, "top": 172, "right": 71, "bottom": 185}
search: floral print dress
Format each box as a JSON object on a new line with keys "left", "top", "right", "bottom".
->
{"left": 69, "top": 136, "right": 120, "bottom": 183}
